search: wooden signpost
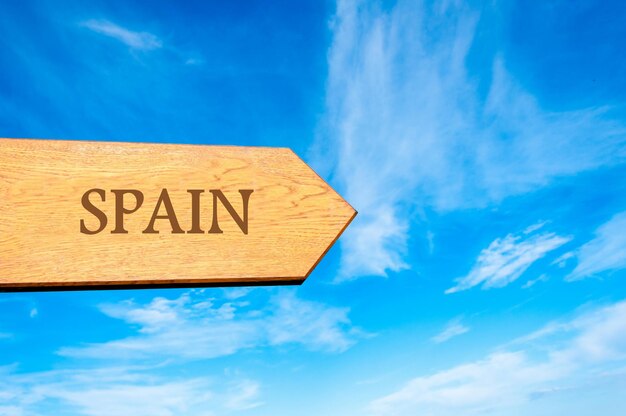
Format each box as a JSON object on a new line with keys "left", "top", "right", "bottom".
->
{"left": 0, "top": 138, "right": 356, "bottom": 291}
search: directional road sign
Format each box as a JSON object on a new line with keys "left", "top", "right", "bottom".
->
{"left": 0, "top": 138, "right": 356, "bottom": 291}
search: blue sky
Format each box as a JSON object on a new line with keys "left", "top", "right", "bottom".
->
{"left": 1, "top": 0, "right": 626, "bottom": 415}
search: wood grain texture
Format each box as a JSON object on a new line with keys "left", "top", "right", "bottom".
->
{"left": 0, "top": 138, "right": 356, "bottom": 291}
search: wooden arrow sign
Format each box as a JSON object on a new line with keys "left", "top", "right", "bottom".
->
{"left": 0, "top": 138, "right": 356, "bottom": 291}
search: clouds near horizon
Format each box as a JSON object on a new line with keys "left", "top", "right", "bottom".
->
{"left": 0, "top": 365, "right": 261, "bottom": 416}
{"left": 370, "top": 299, "right": 626, "bottom": 416}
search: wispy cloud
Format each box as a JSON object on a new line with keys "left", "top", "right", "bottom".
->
{"left": 446, "top": 224, "right": 570, "bottom": 294}
{"left": 568, "top": 211, "right": 626, "bottom": 281}
{"left": 81, "top": 19, "right": 162, "bottom": 50}
{"left": 59, "top": 290, "right": 363, "bottom": 361}
{"left": 223, "top": 379, "right": 263, "bottom": 411}
{"left": 521, "top": 273, "right": 549, "bottom": 289}
{"left": 552, "top": 251, "right": 575, "bottom": 268}
{"left": 315, "top": 0, "right": 626, "bottom": 280}
{"left": 184, "top": 57, "right": 204, "bottom": 66}
{"left": 431, "top": 317, "right": 470, "bottom": 344}
{"left": 370, "top": 299, "right": 626, "bottom": 415}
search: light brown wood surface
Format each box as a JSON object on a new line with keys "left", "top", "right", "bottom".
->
{"left": 0, "top": 138, "right": 356, "bottom": 291}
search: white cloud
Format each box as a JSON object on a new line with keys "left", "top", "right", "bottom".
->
{"left": 371, "top": 351, "right": 561, "bottom": 415}
{"left": 446, "top": 224, "right": 570, "bottom": 293}
{"left": 222, "top": 287, "right": 253, "bottom": 300}
{"left": 0, "top": 366, "right": 260, "bottom": 416}
{"left": 369, "top": 300, "right": 626, "bottom": 416}
{"left": 521, "top": 274, "right": 549, "bottom": 289}
{"left": 59, "top": 290, "right": 362, "bottom": 361}
{"left": 314, "top": 0, "right": 626, "bottom": 280}
{"left": 568, "top": 211, "right": 626, "bottom": 280}
{"left": 264, "top": 289, "right": 361, "bottom": 352}
{"left": 81, "top": 19, "right": 162, "bottom": 50}
{"left": 184, "top": 57, "right": 204, "bottom": 66}
{"left": 223, "top": 379, "right": 263, "bottom": 411}
{"left": 431, "top": 317, "right": 470, "bottom": 344}
{"left": 552, "top": 251, "right": 575, "bottom": 268}
{"left": 40, "top": 379, "right": 211, "bottom": 416}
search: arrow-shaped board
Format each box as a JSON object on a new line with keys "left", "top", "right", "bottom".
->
{"left": 0, "top": 138, "right": 356, "bottom": 291}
